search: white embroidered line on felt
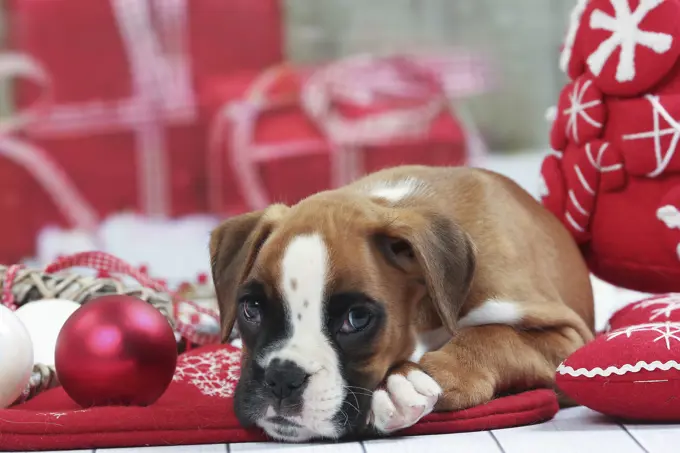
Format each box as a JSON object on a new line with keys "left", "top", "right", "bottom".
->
{"left": 623, "top": 95, "right": 680, "bottom": 177}
{"left": 607, "top": 322, "right": 680, "bottom": 349}
{"left": 587, "top": 0, "right": 673, "bottom": 83}
{"left": 566, "top": 164, "right": 594, "bottom": 232}
{"left": 585, "top": 142, "right": 622, "bottom": 173}
{"left": 565, "top": 212, "right": 586, "bottom": 233}
{"left": 557, "top": 359, "right": 680, "bottom": 378}
{"left": 633, "top": 294, "right": 680, "bottom": 321}
{"left": 569, "top": 190, "right": 588, "bottom": 216}
{"left": 564, "top": 78, "right": 602, "bottom": 142}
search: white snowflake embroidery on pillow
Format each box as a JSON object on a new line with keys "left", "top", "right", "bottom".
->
{"left": 633, "top": 295, "right": 680, "bottom": 321}
{"left": 173, "top": 349, "right": 241, "bottom": 398}
{"left": 607, "top": 322, "right": 680, "bottom": 349}
{"left": 587, "top": 0, "right": 673, "bottom": 83}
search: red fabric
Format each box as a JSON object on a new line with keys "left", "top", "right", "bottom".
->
{"left": 542, "top": 0, "right": 680, "bottom": 292}
{"left": 202, "top": 63, "right": 469, "bottom": 216}
{"left": 0, "top": 344, "right": 558, "bottom": 451}
{"left": 556, "top": 322, "right": 680, "bottom": 422}
{"left": 0, "top": 0, "right": 283, "bottom": 263}
{"left": 608, "top": 294, "right": 680, "bottom": 330}
{"left": 565, "top": 0, "right": 680, "bottom": 96}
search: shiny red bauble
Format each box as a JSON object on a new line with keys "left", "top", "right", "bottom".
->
{"left": 55, "top": 295, "right": 177, "bottom": 407}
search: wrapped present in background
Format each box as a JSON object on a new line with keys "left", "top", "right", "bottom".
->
{"left": 0, "top": 0, "right": 283, "bottom": 263}
{"left": 203, "top": 53, "right": 492, "bottom": 215}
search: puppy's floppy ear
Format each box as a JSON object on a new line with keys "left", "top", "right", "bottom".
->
{"left": 209, "top": 204, "right": 288, "bottom": 342}
{"left": 374, "top": 210, "right": 476, "bottom": 333}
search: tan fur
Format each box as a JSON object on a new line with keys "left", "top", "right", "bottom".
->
{"left": 210, "top": 165, "right": 594, "bottom": 410}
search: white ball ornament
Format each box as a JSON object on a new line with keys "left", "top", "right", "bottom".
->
{"left": 0, "top": 304, "right": 34, "bottom": 408}
{"left": 15, "top": 299, "right": 81, "bottom": 367}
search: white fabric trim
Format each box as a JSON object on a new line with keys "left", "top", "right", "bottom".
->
{"left": 557, "top": 360, "right": 680, "bottom": 378}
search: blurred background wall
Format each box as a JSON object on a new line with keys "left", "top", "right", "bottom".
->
{"left": 285, "top": 0, "right": 572, "bottom": 151}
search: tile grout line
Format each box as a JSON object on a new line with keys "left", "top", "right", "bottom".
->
{"left": 620, "top": 424, "right": 650, "bottom": 453}
{"left": 488, "top": 430, "right": 507, "bottom": 453}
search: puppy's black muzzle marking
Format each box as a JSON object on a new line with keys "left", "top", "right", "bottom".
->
{"left": 264, "top": 359, "right": 309, "bottom": 401}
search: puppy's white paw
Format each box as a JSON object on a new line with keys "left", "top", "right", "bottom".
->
{"left": 370, "top": 370, "right": 442, "bottom": 434}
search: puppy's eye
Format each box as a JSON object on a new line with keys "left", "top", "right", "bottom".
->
{"left": 241, "top": 299, "right": 262, "bottom": 324}
{"left": 340, "top": 307, "right": 373, "bottom": 334}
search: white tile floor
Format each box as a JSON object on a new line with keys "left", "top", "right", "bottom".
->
{"left": 36, "top": 407, "right": 680, "bottom": 453}
{"left": 26, "top": 150, "right": 680, "bottom": 452}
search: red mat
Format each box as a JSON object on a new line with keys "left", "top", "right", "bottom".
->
{"left": 0, "top": 344, "right": 558, "bottom": 451}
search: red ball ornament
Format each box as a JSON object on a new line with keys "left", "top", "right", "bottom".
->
{"left": 55, "top": 295, "right": 177, "bottom": 407}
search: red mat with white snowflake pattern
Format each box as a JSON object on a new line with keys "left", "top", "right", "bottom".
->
{"left": 0, "top": 344, "right": 559, "bottom": 451}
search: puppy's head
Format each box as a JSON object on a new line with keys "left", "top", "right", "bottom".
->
{"left": 210, "top": 193, "right": 475, "bottom": 441}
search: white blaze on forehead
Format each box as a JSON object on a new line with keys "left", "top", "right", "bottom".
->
{"left": 281, "top": 233, "right": 329, "bottom": 329}
{"left": 260, "top": 233, "right": 345, "bottom": 439}
{"left": 368, "top": 177, "right": 426, "bottom": 202}
{"left": 264, "top": 233, "right": 333, "bottom": 371}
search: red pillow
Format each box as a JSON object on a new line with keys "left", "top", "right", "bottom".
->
{"left": 0, "top": 344, "right": 559, "bottom": 451}
{"left": 556, "top": 322, "right": 680, "bottom": 421}
{"left": 608, "top": 293, "right": 680, "bottom": 330}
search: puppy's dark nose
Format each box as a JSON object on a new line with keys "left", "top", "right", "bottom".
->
{"left": 264, "top": 359, "right": 309, "bottom": 399}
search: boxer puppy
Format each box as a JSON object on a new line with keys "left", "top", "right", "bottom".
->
{"left": 209, "top": 165, "right": 594, "bottom": 442}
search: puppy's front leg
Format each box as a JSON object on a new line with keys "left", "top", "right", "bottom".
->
{"left": 419, "top": 323, "right": 586, "bottom": 411}
{"left": 369, "top": 362, "right": 442, "bottom": 434}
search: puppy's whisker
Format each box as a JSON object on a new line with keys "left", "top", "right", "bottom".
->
{"left": 343, "top": 392, "right": 361, "bottom": 414}
{"left": 282, "top": 402, "right": 303, "bottom": 411}
{"left": 338, "top": 408, "right": 350, "bottom": 427}
{"left": 344, "top": 385, "right": 374, "bottom": 394}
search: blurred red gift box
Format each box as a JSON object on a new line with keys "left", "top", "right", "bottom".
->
{"left": 0, "top": 0, "right": 284, "bottom": 263}
{"left": 201, "top": 54, "right": 489, "bottom": 215}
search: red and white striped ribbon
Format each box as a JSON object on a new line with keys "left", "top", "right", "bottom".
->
{"left": 0, "top": 53, "right": 100, "bottom": 235}
{"left": 15, "top": 0, "right": 196, "bottom": 218}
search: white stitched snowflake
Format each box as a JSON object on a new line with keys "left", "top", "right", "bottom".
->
{"left": 607, "top": 322, "right": 680, "bottom": 349}
{"left": 657, "top": 205, "right": 680, "bottom": 229}
{"left": 564, "top": 78, "right": 603, "bottom": 142}
{"left": 173, "top": 349, "right": 241, "bottom": 398}
{"left": 633, "top": 295, "right": 680, "bottom": 321}
{"left": 623, "top": 95, "right": 680, "bottom": 177}
{"left": 587, "top": 0, "right": 673, "bottom": 82}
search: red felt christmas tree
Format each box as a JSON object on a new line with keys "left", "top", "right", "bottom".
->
{"left": 541, "top": 0, "right": 680, "bottom": 293}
